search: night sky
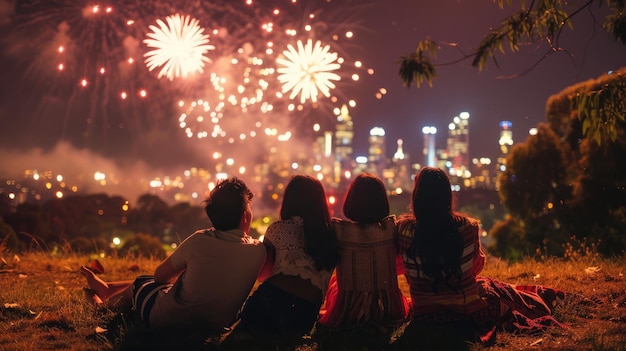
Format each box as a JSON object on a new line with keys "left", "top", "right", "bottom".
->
{"left": 1, "top": 0, "right": 625, "bottom": 183}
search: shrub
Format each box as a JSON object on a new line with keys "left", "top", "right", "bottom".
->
{"left": 118, "top": 233, "right": 166, "bottom": 259}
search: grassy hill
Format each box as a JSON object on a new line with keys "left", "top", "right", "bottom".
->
{"left": 0, "top": 249, "right": 624, "bottom": 351}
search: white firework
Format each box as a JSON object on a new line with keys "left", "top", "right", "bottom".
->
{"left": 277, "top": 39, "right": 341, "bottom": 103}
{"left": 144, "top": 14, "right": 215, "bottom": 80}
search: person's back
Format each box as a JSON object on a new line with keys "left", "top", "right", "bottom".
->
{"left": 81, "top": 177, "right": 267, "bottom": 332}
{"left": 319, "top": 173, "right": 409, "bottom": 328}
{"left": 334, "top": 216, "right": 399, "bottom": 293}
{"left": 265, "top": 216, "right": 333, "bottom": 293}
{"left": 232, "top": 175, "right": 338, "bottom": 340}
{"left": 319, "top": 216, "right": 408, "bottom": 327}
{"left": 395, "top": 167, "right": 587, "bottom": 346}
{"left": 396, "top": 214, "right": 485, "bottom": 317}
{"left": 149, "top": 228, "right": 266, "bottom": 328}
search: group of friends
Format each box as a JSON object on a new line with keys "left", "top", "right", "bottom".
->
{"left": 81, "top": 167, "right": 588, "bottom": 346}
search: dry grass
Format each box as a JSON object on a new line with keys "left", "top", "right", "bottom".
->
{"left": 0, "top": 251, "right": 624, "bottom": 351}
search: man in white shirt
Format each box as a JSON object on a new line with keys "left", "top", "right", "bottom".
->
{"left": 81, "top": 177, "right": 267, "bottom": 330}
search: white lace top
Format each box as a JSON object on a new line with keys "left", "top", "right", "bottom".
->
{"left": 265, "top": 216, "right": 333, "bottom": 292}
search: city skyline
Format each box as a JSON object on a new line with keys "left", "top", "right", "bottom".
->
{"left": 1, "top": 107, "right": 504, "bottom": 209}
{"left": 1, "top": 0, "right": 625, "bottom": 186}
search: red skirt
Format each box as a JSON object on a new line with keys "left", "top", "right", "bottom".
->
{"left": 318, "top": 274, "right": 410, "bottom": 328}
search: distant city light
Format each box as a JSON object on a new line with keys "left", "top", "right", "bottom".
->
{"left": 369, "top": 127, "right": 385, "bottom": 136}
{"left": 500, "top": 120, "right": 512, "bottom": 129}
{"left": 422, "top": 126, "right": 437, "bottom": 134}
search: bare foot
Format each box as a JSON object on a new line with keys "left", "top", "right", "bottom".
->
{"left": 80, "top": 266, "right": 111, "bottom": 300}
{"left": 83, "top": 287, "right": 104, "bottom": 305}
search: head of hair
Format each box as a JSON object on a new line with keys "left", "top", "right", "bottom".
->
{"left": 343, "top": 173, "right": 390, "bottom": 224}
{"left": 411, "top": 167, "right": 453, "bottom": 221}
{"left": 409, "top": 167, "right": 464, "bottom": 293}
{"left": 281, "top": 175, "right": 337, "bottom": 272}
{"left": 204, "top": 177, "right": 253, "bottom": 231}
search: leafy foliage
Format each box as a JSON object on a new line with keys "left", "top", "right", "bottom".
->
{"left": 492, "top": 69, "right": 626, "bottom": 258}
{"left": 398, "top": 40, "right": 438, "bottom": 88}
{"left": 495, "top": 123, "right": 573, "bottom": 256}
{"left": 398, "top": 0, "right": 626, "bottom": 144}
{"left": 0, "top": 192, "right": 210, "bottom": 254}
{"left": 118, "top": 233, "right": 166, "bottom": 259}
{"left": 573, "top": 70, "right": 626, "bottom": 144}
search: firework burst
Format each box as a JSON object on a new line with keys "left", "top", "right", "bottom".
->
{"left": 144, "top": 14, "right": 215, "bottom": 81}
{"left": 4, "top": 0, "right": 376, "bottom": 165}
{"left": 277, "top": 39, "right": 341, "bottom": 104}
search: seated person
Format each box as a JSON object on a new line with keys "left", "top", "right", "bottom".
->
{"left": 319, "top": 173, "right": 409, "bottom": 329}
{"left": 81, "top": 177, "right": 266, "bottom": 330}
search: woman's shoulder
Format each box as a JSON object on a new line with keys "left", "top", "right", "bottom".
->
{"left": 266, "top": 216, "right": 304, "bottom": 240}
{"left": 331, "top": 215, "right": 395, "bottom": 229}
{"left": 270, "top": 216, "right": 304, "bottom": 227}
{"left": 455, "top": 215, "right": 480, "bottom": 234}
{"left": 456, "top": 214, "right": 479, "bottom": 226}
{"left": 394, "top": 214, "right": 415, "bottom": 239}
{"left": 395, "top": 213, "right": 415, "bottom": 227}
{"left": 380, "top": 215, "right": 396, "bottom": 225}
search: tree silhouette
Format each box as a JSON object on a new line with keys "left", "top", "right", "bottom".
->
{"left": 398, "top": 0, "right": 626, "bottom": 144}
{"left": 492, "top": 68, "right": 626, "bottom": 258}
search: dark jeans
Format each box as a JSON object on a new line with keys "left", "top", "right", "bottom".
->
{"left": 238, "top": 282, "right": 321, "bottom": 336}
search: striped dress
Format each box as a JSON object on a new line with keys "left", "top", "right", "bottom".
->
{"left": 396, "top": 215, "right": 566, "bottom": 344}
{"left": 396, "top": 215, "right": 488, "bottom": 317}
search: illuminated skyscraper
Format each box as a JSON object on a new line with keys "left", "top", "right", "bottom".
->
{"left": 393, "top": 139, "right": 405, "bottom": 161}
{"left": 446, "top": 112, "right": 470, "bottom": 178}
{"left": 496, "top": 121, "right": 513, "bottom": 188}
{"left": 333, "top": 104, "right": 354, "bottom": 184}
{"left": 422, "top": 126, "right": 437, "bottom": 167}
{"left": 368, "top": 127, "right": 385, "bottom": 174}
{"left": 334, "top": 104, "right": 354, "bottom": 161}
{"left": 389, "top": 138, "right": 412, "bottom": 192}
{"left": 498, "top": 120, "right": 513, "bottom": 155}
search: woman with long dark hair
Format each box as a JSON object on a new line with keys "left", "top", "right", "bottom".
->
{"left": 396, "top": 167, "right": 590, "bottom": 344}
{"left": 231, "top": 174, "right": 338, "bottom": 341}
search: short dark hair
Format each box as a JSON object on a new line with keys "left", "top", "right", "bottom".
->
{"left": 204, "top": 177, "right": 253, "bottom": 231}
{"left": 343, "top": 173, "right": 390, "bottom": 224}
